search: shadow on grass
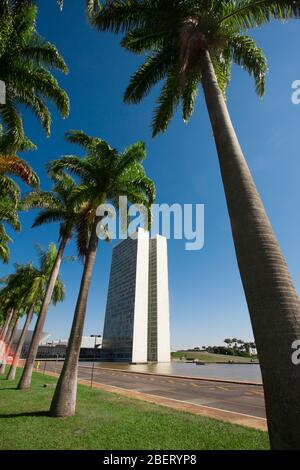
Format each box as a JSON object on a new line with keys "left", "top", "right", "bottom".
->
{"left": 0, "top": 388, "right": 20, "bottom": 392}
{"left": 0, "top": 411, "right": 49, "bottom": 419}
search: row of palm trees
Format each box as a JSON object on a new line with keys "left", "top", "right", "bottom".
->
{"left": 0, "top": 244, "right": 65, "bottom": 380}
{"left": 0, "top": 133, "right": 154, "bottom": 405}
{"left": 0, "top": 3, "right": 155, "bottom": 415}
{"left": 0, "top": 0, "right": 300, "bottom": 450}
{"left": 0, "top": 0, "right": 70, "bottom": 388}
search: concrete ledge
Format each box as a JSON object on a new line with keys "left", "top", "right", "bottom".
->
{"left": 36, "top": 369, "right": 267, "bottom": 432}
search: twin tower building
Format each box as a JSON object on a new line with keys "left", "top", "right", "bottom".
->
{"left": 101, "top": 228, "right": 171, "bottom": 363}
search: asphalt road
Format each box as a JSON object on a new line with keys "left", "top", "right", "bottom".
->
{"left": 39, "top": 361, "right": 266, "bottom": 419}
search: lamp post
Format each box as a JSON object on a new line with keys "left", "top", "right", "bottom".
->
{"left": 90, "top": 334, "right": 101, "bottom": 388}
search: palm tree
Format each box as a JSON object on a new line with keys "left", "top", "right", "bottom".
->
{"left": 7, "top": 261, "right": 65, "bottom": 381}
{"left": 0, "top": 0, "right": 69, "bottom": 151}
{"left": 18, "top": 173, "right": 84, "bottom": 389}
{"left": 0, "top": 306, "right": 14, "bottom": 343}
{"left": 48, "top": 130, "right": 155, "bottom": 417}
{"left": 0, "top": 155, "right": 39, "bottom": 262}
{"left": 0, "top": 315, "right": 19, "bottom": 373}
{"left": 0, "top": 178, "right": 21, "bottom": 263}
{"left": 0, "top": 285, "right": 20, "bottom": 373}
{"left": 0, "top": 290, "right": 16, "bottom": 360}
{"left": 89, "top": 1, "right": 300, "bottom": 449}
{"left": 7, "top": 305, "right": 35, "bottom": 380}
{"left": 0, "top": 263, "right": 39, "bottom": 376}
{"left": 1, "top": 247, "right": 65, "bottom": 376}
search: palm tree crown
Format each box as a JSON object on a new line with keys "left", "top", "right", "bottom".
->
{"left": 0, "top": 0, "right": 70, "bottom": 151}
{"left": 1, "top": 244, "right": 65, "bottom": 307}
{"left": 0, "top": 137, "right": 39, "bottom": 263}
{"left": 89, "top": 0, "right": 300, "bottom": 135}
{"left": 23, "top": 173, "right": 88, "bottom": 257}
{"left": 48, "top": 130, "right": 156, "bottom": 247}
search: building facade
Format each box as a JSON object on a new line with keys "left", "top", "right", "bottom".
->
{"left": 101, "top": 229, "right": 171, "bottom": 363}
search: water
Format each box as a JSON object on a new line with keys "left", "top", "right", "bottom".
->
{"left": 82, "top": 361, "right": 262, "bottom": 383}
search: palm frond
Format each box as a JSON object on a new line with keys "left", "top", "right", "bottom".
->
{"left": 89, "top": 0, "right": 152, "bottom": 33}
{"left": 124, "top": 48, "right": 174, "bottom": 103}
{"left": 152, "top": 69, "right": 181, "bottom": 136}
{"left": 31, "top": 209, "right": 65, "bottom": 228}
{"left": 0, "top": 223, "right": 12, "bottom": 264}
{"left": 230, "top": 35, "right": 267, "bottom": 96}
{"left": 20, "top": 42, "right": 68, "bottom": 74}
{"left": 221, "top": 0, "right": 300, "bottom": 29}
{"left": 23, "top": 191, "right": 62, "bottom": 211}
{"left": 0, "top": 155, "right": 39, "bottom": 187}
{"left": 181, "top": 68, "right": 201, "bottom": 122}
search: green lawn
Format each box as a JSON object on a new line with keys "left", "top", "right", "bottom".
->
{"left": 172, "top": 351, "right": 259, "bottom": 363}
{"left": 0, "top": 370, "right": 269, "bottom": 450}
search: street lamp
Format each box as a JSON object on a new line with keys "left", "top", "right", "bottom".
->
{"left": 90, "top": 334, "right": 101, "bottom": 388}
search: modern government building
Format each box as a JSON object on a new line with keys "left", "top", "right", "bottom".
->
{"left": 101, "top": 228, "right": 171, "bottom": 363}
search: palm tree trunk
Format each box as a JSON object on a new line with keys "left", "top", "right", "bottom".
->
{"left": 18, "top": 235, "right": 68, "bottom": 390}
{"left": 0, "top": 308, "right": 14, "bottom": 359}
{"left": 7, "top": 304, "right": 35, "bottom": 381}
{"left": 200, "top": 48, "right": 300, "bottom": 450}
{"left": 49, "top": 216, "right": 101, "bottom": 417}
{"left": 0, "top": 309, "right": 16, "bottom": 365}
{"left": 0, "top": 308, "right": 13, "bottom": 341}
{"left": 0, "top": 317, "right": 19, "bottom": 375}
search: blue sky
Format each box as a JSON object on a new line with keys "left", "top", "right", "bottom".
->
{"left": 3, "top": 1, "right": 300, "bottom": 350}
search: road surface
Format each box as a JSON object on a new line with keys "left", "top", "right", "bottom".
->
{"left": 39, "top": 361, "right": 266, "bottom": 419}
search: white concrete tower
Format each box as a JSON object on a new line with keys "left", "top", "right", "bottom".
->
{"left": 102, "top": 228, "right": 170, "bottom": 363}
{"left": 148, "top": 235, "right": 171, "bottom": 362}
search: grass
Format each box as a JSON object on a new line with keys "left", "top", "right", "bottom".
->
{"left": 0, "top": 369, "right": 269, "bottom": 450}
{"left": 172, "top": 351, "right": 259, "bottom": 363}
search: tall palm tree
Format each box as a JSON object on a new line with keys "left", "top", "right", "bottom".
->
{"left": 0, "top": 0, "right": 69, "bottom": 151}
{"left": 89, "top": 1, "right": 300, "bottom": 449}
{"left": 48, "top": 130, "right": 155, "bottom": 417}
{"left": 1, "top": 247, "right": 65, "bottom": 375}
{"left": 6, "top": 262, "right": 65, "bottom": 381}
{"left": 18, "top": 173, "right": 85, "bottom": 389}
